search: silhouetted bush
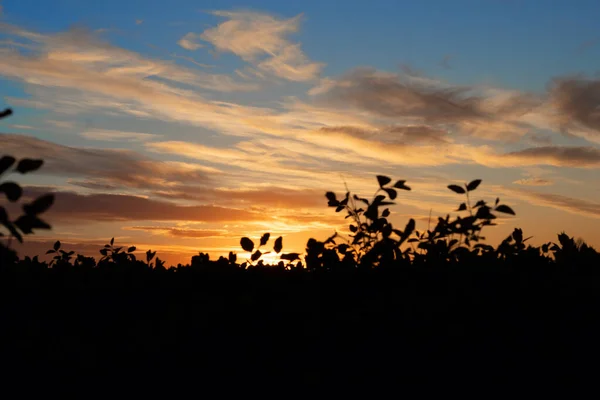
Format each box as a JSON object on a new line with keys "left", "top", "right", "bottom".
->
{"left": 2, "top": 109, "right": 600, "bottom": 392}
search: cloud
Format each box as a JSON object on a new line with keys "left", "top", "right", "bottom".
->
{"left": 0, "top": 134, "right": 216, "bottom": 190}
{"left": 513, "top": 177, "right": 554, "bottom": 186}
{"left": 313, "top": 68, "right": 539, "bottom": 140}
{"left": 320, "top": 125, "right": 450, "bottom": 145}
{"left": 199, "top": 10, "right": 324, "bottom": 81}
{"left": 209, "top": 187, "right": 325, "bottom": 209}
{"left": 80, "top": 128, "right": 161, "bottom": 142}
{"left": 510, "top": 189, "right": 600, "bottom": 219}
{"left": 125, "top": 226, "right": 229, "bottom": 238}
{"left": 0, "top": 23, "right": 259, "bottom": 95}
{"left": 549, "top": 76, "right": 600, "bottom": 139}
{"left": 23, "top": 188, "right": 268, "bottom": 223}
{"left": 528, "top": 133, "right": 553, "bottom": 146}
{"left": 9, "top": 124, "right": 35, "bottom": 130}
{"left": 504, "top": 146, "right": 600, "bottom": 168}
{"left": 177, "top": 32, "right": 203, "bottom": 50}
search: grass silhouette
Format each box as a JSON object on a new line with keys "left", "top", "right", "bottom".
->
{"left": 1, "top": 108, "right": 600, "bottom": 393}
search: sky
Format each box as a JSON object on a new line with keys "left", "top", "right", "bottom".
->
{"left": 1, "top": 0, "right": 600, "bottom": 265}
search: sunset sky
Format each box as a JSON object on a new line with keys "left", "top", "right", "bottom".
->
{"left": 1, "top": 0, "right": 600, "bottom": 265}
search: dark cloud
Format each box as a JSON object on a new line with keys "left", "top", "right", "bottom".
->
{"left": 549, "top": 77, "right": 600, "bottom": 135}
{"left": 149, "top": 186, "right": 326, "bottom": 209}
{"left": 22, "top": 188, "right": 268, "bottom": 223}
{"left": 0, "top": 133, "right": 214, "bottom": 189}
{"left": 515, "top": 190, "right": 600, "bottom": 219}
{"left": 505, "top": 146, "right": 600, "bottom": 167}
{"left": 316, "top": 68, "right": 537, "bottom": 125}
{"left": 528, "top": 133, "right": 553, "bottom": 146}
{"left": 320, "top": 125, "right": 449, "bottom": 145}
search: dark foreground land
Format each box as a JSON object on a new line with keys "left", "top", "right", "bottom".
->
{"left": 1, "top": 255, "right": 600, "bottom": 395}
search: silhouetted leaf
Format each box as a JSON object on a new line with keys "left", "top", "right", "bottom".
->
{"left": 46, "top": 249, "right": 55, "bottom": 254}
{"left": 448, "top": 184, "right": 466, "bottom": 194}
{"left": 405, "top": 219, "right": 415, "bottom": 235}
{"left": 457, "top": 203, "right": 467, "bottom": 211}
{"left": 100, "top": 249, "right": 108, "bottom": 256}
{"left": 466, "top": 179, "right": 482, "bottom": 191}
{"left": 353, "top": 195, "right": 369, "bottom": 205}
{"left": 364, "top": 204, "right": 378, "bottom": 221}
{"left": 240, "top": 237, "right": 254, "bottom": 252}
{"left": 281, "top": 253, "right": 300, "bottom": 261}
{"left": 325, "top": 192, "right": 338, "bottom": 206}
{"left": 228, "top": 251, "right": 237, "bottom": 264}
{"left": 0, "top": 206, "right": 7, "bottom": 222}
{"left": 0, "top": 108, "right": 13, "bottom": 119}
{"left": 474, "top": 200, "right": 486, "bottom": 208}
{"left": 14, "top": 215, "right": 51, "bottom": 233}
{"left": 495, "top": 205, "right": 515, "bottom": 215}
{"left": 495, "top": 197, "right": 500, "bottom": 206}
{"left": 23, "top": 194, "right": 54, "bottom": 215}
{"left": 260, "top": 233, "right": 270, "bottom": 246}
{"left": 0, "top": 156, "right": 16, "bottom": 175}
{"left": 373, "top": 195, "right": 386, "bottom": 204}
{"left": 54, "top": 241, "right": 60, "bottom": 251}
{"left": 376, "top": 175, "right": 391, "bottom": 187}
{"left": 476, "top": 206, "right": 495, "bottom": 219}
{"left": 393, "top": 180, "right": 409, "bottom": 190}
{"left": 274, "top": 236, "right": 283, "bottom": 253}
{"left": 110, "top": 237, "right": 114, "bottom": 246}
{"left": 128, "top": 246, "right": 136, "bottom": 253}
{"left": 16, "top": 159, "right": 44, "bottom": 174}
{"left": 5, "top": 222, "right": 23, "bottom": 243}
{"left": 383, "top": 188, "right": 397, "bottom": 200}
{"left": 0, "top": 182, "right": 22, "bottom": 202}
{"left": 382, "top": 208, "right": 390, "bottom": 217}
{"left": 146, "top": 250, "right": 156, "bottom": 262}
{"left": 251, "top": 250, "right": 262, "bottom": 261}
{"left": 407, "top": 238, "right": 419, "bottom": 243}
{"left": 349, "top": 224, "right": 357, "bottom": 233}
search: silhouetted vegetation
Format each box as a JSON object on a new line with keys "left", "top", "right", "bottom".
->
{"left": 2, "top": 108, "right": 600, "bottom": 392}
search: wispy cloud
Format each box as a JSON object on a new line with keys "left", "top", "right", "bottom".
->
{"left": 198, "top": 10, "right": 324, "bottom": 81}
{"left": 504, "top": 146, "right": 600, "bottom": 168}
{"left": 510, "top": 189, "right": 600, "bottom": 219}
{"left": 513, "top": 177, "right": 554, "bottom": 186}
{"left": 80, "top": 128, "right": 161, "bottom": 142}
{"left": 177, "top": 32, "right": 203, "bottom": 50}
{"left": 125, "top": 226, "right": 229, "bottom": 238}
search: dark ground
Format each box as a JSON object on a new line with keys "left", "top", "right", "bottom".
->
{"left": 1, "top": 260, "right": 599, "bottom": 395}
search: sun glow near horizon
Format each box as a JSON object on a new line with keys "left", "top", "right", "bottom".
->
{"left": 1, "top": 0, "right": 600, "bottom": 265}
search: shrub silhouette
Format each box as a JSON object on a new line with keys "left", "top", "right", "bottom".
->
{"left": 3, "top": 107, "right": 600, "bottom": 392}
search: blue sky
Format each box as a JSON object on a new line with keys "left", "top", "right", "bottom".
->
{"left": 5, "top": 0, "right": 600, "bottom": 91}
{"left": 1, "top": 0, "right": 600, "bottom": 264}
